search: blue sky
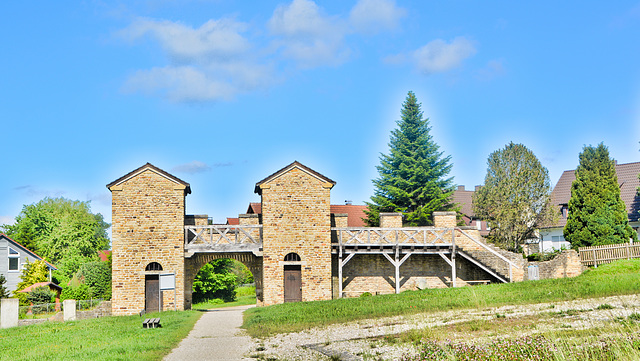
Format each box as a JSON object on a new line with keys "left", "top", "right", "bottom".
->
{"left": 2, "top": 1, "right": 640, "bottom": 230}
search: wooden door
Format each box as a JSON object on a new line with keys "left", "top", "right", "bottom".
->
{"left": 145, "top": 275, "right": 162, "bottom": 312}
{"left": 284, "top": 265, "right": 302, "bottom": 302}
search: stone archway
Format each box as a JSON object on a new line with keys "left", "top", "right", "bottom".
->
{"left": 184, "top": 252, "right": 263, "bottom": 309}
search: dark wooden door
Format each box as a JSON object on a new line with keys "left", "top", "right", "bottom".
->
{"left": 145, "top": 275, "right": 162, "bottom": 312}
{"left": 284, "top": 265, "right": 302, "bottom": 302}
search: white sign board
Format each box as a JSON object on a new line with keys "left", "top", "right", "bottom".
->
{"left": 159, "top": 273, "right": 175, "bottom": 290}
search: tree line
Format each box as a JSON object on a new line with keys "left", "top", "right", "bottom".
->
{"left": 366, "top": 91, "right": 637, "bottom": 252}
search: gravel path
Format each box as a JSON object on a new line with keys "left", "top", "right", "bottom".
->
{"left": 164, "top": 305, "right": 255, "bottom": 361}
{"left": 251, "top": 294, "right": 640, "bottom": 360}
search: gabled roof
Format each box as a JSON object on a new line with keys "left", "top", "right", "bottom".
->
{"left": 246, "top": 202, "right": 261, "bottom": 214}
{"left": 330, "top": 205, "right": 368, "bottom": 227}
{"left": 254, "top": 161, "right": 336, "bottom": 195}
{"left": 226, "top": 217, "right": 239, "bottom": 225}
{"left": 452, "top": 186, "right": 476, "bottom": 218}
{"left": 0, "top": 233, "right": 57, "bottom": 270}
{"left": 546, "top": 161, "right": 640, "bottom": 228}
{"left": 106, "top": 163, "right": 191, "bottom": 194}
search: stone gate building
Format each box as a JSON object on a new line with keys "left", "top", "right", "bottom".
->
{"left": 108, "top": 162, "right": 583, "bottom": 315}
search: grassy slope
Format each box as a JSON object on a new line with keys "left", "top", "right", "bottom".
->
{"left": 0, "top": 310, "right": 201, "bottom": 361}
{"left": 243, "top": 260, "right": 640, "bottom": 338}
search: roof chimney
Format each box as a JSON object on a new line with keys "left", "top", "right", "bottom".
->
{"left": 457, "top": 185, "right": 465, "bottom": 191}
{"left": 475, "top": 185, "right": 481, "bottom": 192}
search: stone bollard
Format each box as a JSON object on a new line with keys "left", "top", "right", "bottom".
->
{"left": 1, "top": 298, "right": 19, "bottom": 328}
{"left": 63, "top": 299, "right": 76, "bottom": 321}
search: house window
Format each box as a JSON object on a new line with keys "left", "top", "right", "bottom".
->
{"left": 552, "top": 235, "right": 565, "bottom": 249}
{"left": 8, "top": 247, "right": 19, "bottom": 271}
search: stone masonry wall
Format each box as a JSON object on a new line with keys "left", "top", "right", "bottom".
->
{"left": 260, "top": 167, "right": 333, "bottom": 306}
{"left": 527, "top": 250, "right": 584, "bottom": 280}
{"left": 110, "top": 169, "right": 186, "bottom": 315}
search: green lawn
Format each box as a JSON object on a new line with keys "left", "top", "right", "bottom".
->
{"left": 243, "top": 259, "right": 640, "bottom": 338}
{"left": 0, "top": 310, "right": 201, "bottom": 361}
{"left": 192, "top": 286, "right": 257, "bottom": 310}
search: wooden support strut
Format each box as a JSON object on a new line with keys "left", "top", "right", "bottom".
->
{"left": 382, "top": 248, "right": 412, "bottom": 294}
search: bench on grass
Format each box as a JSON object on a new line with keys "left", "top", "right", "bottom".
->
{"left": 143, "top": 318, "right": 161, "bottom": 328}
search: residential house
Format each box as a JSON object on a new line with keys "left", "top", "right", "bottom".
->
{"left": 0, "top": 233, "right": 57, "bottom": 293}
{"left": 539, "top": 161, "right": 640, "bottom": 252}
{"left": 452, "top": 185, "right": 490, "bottom": 236}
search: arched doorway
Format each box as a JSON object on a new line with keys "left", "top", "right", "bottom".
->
{"left": 144, "top": 262, "right": 163, "bottom": 312}
{"left": 284, "top": 253, "right": 302, "bottom": 303}
{"left": 184, "top": 253, "right": 262, "bottom": 309}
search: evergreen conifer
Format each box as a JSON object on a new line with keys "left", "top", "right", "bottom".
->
{"left": 564, "top": 143, "right": 637, "bottom": 247}
{"left": 365, "top": 91, "right": 455, "bottom": 226}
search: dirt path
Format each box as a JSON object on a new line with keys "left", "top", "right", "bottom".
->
{"left": 164, "top": 305, "right": 255, "bottom": 361}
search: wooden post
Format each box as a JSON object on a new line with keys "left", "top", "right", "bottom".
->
{"left": 593, "top": 249, "right": 597, "bottom": 268}
{"left": 627, "top": 242, "right": 631, "bottom": 259}
{"left": 338, "top": 233, "right": 343, "bottom": 298}
{"left": 451, "top": 229, "right": 456, "bottom": 288}
{"left": 395, "top": 246, "right": 400, "bottom": 294}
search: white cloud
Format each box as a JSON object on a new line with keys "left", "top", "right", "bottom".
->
{"left": 413, "top": 37, "right": 476, "bottom": 74}
{"left": 171, "top": 161, "right": 213, "bottom": 174}
{"left": 121, "top": 17, "right": 250, "bottom": 63}
{"left": 124, "top": 66, "right": 237, "bottom": 102}
{"left": 119, "top": 17, "right": 274, "bottom": 102}
{"left": 349, "top": 0, "right": 406, "bottom": 35}
{"left": 268, "top": 0, "right": 349, "bottom": 68}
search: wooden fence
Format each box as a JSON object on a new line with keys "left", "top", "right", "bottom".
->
{"left": 578, "top": 242, "right": 640, "bottom": 267}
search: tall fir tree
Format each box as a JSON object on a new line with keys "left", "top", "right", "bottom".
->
{"left": 365, "top": 91, "right": 455, "bottom": 226}
{"left": 564, "top": 143, "right": 637, "bottom": 248}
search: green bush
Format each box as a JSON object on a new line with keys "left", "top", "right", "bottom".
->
{"left": 61, "top": 283, "right": 92, "bottom": 301}
{"left": 27, "top": 286, "right": 55, "bottom": 313}
{"left": 76, "top": 261, "right": 111, "bottom": 299}
{"left": 192, "top": 260, "right": 238, "bottom": 303}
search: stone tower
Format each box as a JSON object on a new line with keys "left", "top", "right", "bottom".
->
{"left": 107, "top": 163, "right": 190, "bottom": 315}
{"left": 256, "top": 161, "right": 335, "bottom": 306}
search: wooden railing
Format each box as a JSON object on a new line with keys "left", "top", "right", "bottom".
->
{"left": 184, "top": 225, "right": 262, "bottom": 249}
{"left": 579, "top": 242, "right": 640, "bottom": 267}
{"left": 332, "top": 227, "right": 519, "bottom": 283}
{"left": 332, "top": 227, "right": 454, "bottom": 245}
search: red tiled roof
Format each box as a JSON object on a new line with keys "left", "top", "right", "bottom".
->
{"left": 241, "top": 202, "right": 368, "bottom": 227}
{"left": 226, "top": 217, "right": 239, "bottom": 225}
{"left": 452, "top": 186, "right": 476, "bottom": 218}
{"left": 545, "top": 161, "right": 640, "bottom": 228}
{"left": 18, "top": 281, "right": 62, "bottom": 293}
{"left": 330, "top": 205, "right": 368, "bottom": 227}
{"left": 247, "top": 202, "right": 261, "bottom": 214}
{"left": 98, "top": 250, "right": 111, "bottom": 262}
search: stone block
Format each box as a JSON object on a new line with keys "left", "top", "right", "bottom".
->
{"left": 1, "top": 298, "right": 19, "bottom": 329}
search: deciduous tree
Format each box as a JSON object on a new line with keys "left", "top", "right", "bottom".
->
{"left": 365, "top": 91, "right": 456, "bottom": 226}
{"left": 473, "top": 142, "right": 554, "bottom": 251}
{"left": 2, "top": 197, "right": 109, "bottom": 279}
{"left": 564, "top": 143, "right": 637, "bottom": 247}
